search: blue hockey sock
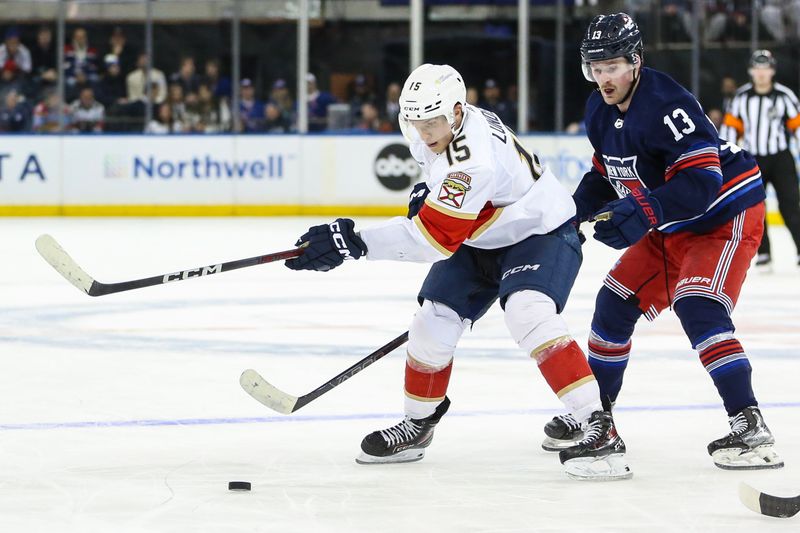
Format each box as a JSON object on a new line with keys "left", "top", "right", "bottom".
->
{"left": 588, "top": 286, "right": 640, "bottom": 409}
{"left": 696, "top": 333, "right": 756, "bottom": 416}
{"left": 587, "top": 330, "right": 631, "bottom": 410}
{"left": 675, "top": 297, "right": 757, "bottom": 416}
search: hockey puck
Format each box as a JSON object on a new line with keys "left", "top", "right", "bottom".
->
{"left": 228, "top": 481, "right": 251, "bottom": 492}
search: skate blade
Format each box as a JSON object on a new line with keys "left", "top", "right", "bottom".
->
{"left": 542, "top": 436, "right": 583, "bottom": 452}
{"left": 563, "top": 454, "right": 633, "bottom": 481}
{"left": 712, "top": 444, "right": 784, "bottom": 470}
{"left": 355, "top": 449, "right": 425, "bottom": 465}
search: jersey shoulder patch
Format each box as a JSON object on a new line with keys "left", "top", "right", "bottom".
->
{"left": 436, "top": 171, "right": 473, "bottom": 209}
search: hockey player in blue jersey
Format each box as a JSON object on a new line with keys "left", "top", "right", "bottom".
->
{"left": 543, "top": 13, "right": 783, "bottom": 470}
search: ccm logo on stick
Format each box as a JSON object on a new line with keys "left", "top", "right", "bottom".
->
{"left": 163, "top": 265, "right": 223, "bottom": 282}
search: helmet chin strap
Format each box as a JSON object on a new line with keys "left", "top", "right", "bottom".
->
{"left": 617, "top": 67, "right": 639, "bottom": 108}
{"left": 616, "top": 57, "right": 642, "bottom": 109}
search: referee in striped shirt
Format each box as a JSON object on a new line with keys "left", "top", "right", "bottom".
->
{"left": 721, "top": 50, "right": 800, "bottom": 268}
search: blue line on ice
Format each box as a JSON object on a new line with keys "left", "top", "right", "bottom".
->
{"left": 2, "top": 401, "right": 798, "bottom": 432}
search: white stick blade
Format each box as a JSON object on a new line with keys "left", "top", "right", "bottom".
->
{"left": 35, "top": 234, "right": 94, "bottom": 295}
{"left": 738, "top": 482, "right": 762, "bottom": 515}
{"left": 240, "top": 369, "right": 298, "bottom": 415}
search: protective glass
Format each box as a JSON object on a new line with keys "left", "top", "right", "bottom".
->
{"left": 400, "top": 114, "right": 448, "bottom": 144}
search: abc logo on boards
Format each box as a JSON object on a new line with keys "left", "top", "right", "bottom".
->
{"left": 374, "top": 143, "right": 420, "bottom": 191}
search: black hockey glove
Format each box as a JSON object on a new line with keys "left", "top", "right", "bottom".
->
{"left": 593, "top": 188, "right": 663, "bottom": 250}
{"left": 407, "top": 182, "right": 430, "bottom": 219}
{"left": 285, "top": 218, "right": 367, "bottom": 272}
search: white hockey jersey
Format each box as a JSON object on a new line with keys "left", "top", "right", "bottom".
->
{"left": 359, "top": 104, "right": 575, "bottom": 262}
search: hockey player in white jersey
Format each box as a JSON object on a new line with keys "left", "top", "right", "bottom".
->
{"left": 286, "top": 63, "right": 631, "bottom": 480}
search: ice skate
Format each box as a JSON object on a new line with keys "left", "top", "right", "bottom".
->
{"left": 541, "top": 413, "right": 583, "bottom": 451}
{"left": 708, "top": 406, "right": 783, "bottom": 470}
{"left": 356, "top": 397, "right": 450, "bottom": 464}
{"left": 559, "top": 411, "right": 632, "bottom": 481}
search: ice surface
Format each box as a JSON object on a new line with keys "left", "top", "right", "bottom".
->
{"left": 0, "top": 217, "right": 798, "bottom": 532}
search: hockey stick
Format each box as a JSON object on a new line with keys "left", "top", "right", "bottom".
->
{"left": 739, "top": 482, "right": 800, "bottom": 518}
{"left": 240, "top": 331, "right": 409, "bottom": 414}
{"left": 35, "top": 234, "right": 307, "bottom": 297}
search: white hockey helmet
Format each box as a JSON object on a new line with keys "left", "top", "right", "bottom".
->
{"left": 398, "top": 63, "right": 467, "bottom": 143}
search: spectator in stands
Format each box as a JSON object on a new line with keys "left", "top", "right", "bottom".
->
{"left": 65, "top": 68, "right": 94, "bottom": 104}
{"left": 306, "top": 72, "right": 336, "bottom": 132}
{"left": 466, "top": 85, "right": 479, "bottom": 106}
{"left": 167, "top": 82, "right": 189, "bottom": 131}
{"left": 355, "top": 101, "right": 383, "bottom": 132}
{"left": 106, "top": 26, "right": 137, "bottom": 74}
{"left": 69, "top": 86, "right": 104, "bottom": 133}
{"left": 30, "top": 26, "right": 57, "bottom": 97}
{"left": 97, "top": 54, "right": 127, "bottom": 108}
{"left": 383, "top": 82, "right": 401, "bottom": 132}
{"left": 64, "top": 27, "right": 100, "bottom": 87}
{"left": 263, "top": 101, "right": 291, "bottom": 133}
{"left": 170, "top": 56, "right": 200, "bottom": 99}
{"left": 506, "top": 84, "right": 520, "bottom": 128}
{"left": 758, "top": 0, "right": 800, "bottom": 42}
{"left": 0, "top": 58, "right": 28, "bottom": 100}
{"left": 786, "top": 0, "right": 800, "bottom": 41}
{"left": 658, "top": 1, "right": 691, "bottom": 42}
{"left": 146, "top": 101, "right": 182, "bottom": 134}
{"left": 720, "top": 75, "right": 738, "bottom": 112}
{"left": 127, "top": 52, "right": 166, "bottom": 105}
{"left": 0, "top": 27, "right": 31, "bottom": 77}
{"left": 0, "top": 89, "right": 29, "bottom": 132}
{"left": 269, "top": 78, "right": 295, "bottom": 128}
{"left": 238, "top": 78, "right": 264, "bottom": 132}
{"left": 348, "top": 74, "right": 375, "bottom": 124}
{"left": 33, "top": 90, "right": 69, "bottom": 132}
{"left": 707, "top": 107, "right": 723, "bottom": 130}
{"left": 707, "top": 1, "right": 751, "bottom": 42}
{"left": 188, "top": 83, "right": 230, "bottom": 133}
{"left": 201, "top": 58, "right": 231, "bottom": 100}
{"left": 480, "top": 79, "right": 513, "bottom": 125}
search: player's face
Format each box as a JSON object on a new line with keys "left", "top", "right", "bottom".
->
{"left": 410, "top": 115, "right": 452, "bottom": 154}
{"left": 589, "top": 58, "right": 636, "bottom": 105}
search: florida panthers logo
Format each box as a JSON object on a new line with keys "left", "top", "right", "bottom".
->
{"left": 438, "top": 173, "right": 472, "bottom": 209}
{"left": 603, "top": 155, "right": 646, "bottom": 198}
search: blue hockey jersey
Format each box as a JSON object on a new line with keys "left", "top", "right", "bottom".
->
{"left": 574, "top": 67, "right": 765, "bottom": 234}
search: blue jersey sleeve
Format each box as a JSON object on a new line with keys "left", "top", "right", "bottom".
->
{"left": 573, "top": 152, "right": 617, "bottom": 222}
{"left": 647, "top": 95, "right": 723, "bottom": 222}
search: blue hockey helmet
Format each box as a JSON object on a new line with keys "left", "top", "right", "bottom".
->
{"left": 580, "top": 13, "right": 643, "bottom": 80}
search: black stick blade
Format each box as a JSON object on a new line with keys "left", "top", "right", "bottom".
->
{"left": 739, "top": 482, "right": 800, "bottom": 518}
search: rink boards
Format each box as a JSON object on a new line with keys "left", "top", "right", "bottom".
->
{"left": 0, "top": 133, "right": 591, "bottom": 216}
{"left": 0, "top": 133, "right": 791, "bottom": 224}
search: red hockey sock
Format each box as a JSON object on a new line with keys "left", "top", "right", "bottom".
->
{"left": 405, "top": 358, "right": 453, "bottom": 402}
{"left": 536, "top": 339, "right": 595, "bottom": 398}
